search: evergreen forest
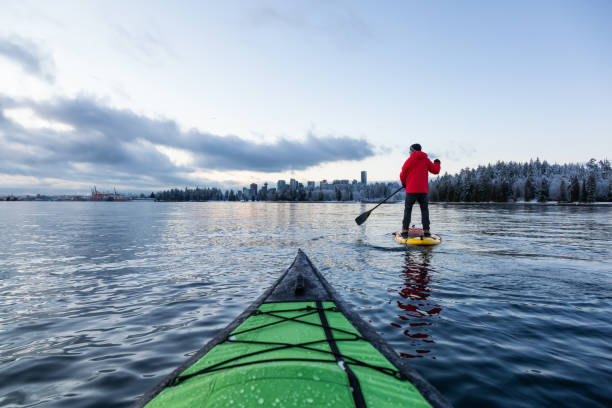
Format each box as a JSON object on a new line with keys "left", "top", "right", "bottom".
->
{"left": 155, "top": 158, "right": 611, "bottom": 203}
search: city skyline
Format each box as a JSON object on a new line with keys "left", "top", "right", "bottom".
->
{"left": 1, "top": 1, "right": 610, "bottom": 194}
{"left": 242, "top": 171, "right": 368, "bottom": 200}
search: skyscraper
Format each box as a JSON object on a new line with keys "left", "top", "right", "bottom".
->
{"left": 361, "top": 171, "right": 367, "bottom": 185}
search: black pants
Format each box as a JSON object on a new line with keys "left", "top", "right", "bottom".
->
{"left": 402, "top": 193, "right": 430, "bottom": 231}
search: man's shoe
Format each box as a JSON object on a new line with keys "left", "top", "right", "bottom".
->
{"left": 400, "top": 231, "right": 410, "bottom": 238}
{"left": 423, "top": 230, "right": 431, "bottom": 237}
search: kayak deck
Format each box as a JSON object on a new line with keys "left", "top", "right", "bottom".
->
{"left": 135, "top": 250, "right": 451, "bottom": 408}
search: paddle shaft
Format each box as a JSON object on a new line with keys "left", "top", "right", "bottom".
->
{"left": 367, "top": 186, "right": 403, "bottom": 213}
{"left": 355, "top": 186, "right": 403, "bottom": 225}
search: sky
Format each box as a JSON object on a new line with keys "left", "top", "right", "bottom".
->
{"left": 0, "top": 0, "right": 611, "bottom": 194}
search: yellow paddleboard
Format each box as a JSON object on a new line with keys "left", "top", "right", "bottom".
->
{"left": 393, "top": 228, "right": 442, "bottom": 246}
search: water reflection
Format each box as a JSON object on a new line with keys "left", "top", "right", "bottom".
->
{"left": 392, "top": 249, "right": 441, "bottom": 358}
{"left": 1, "top": 202, "right": 610, "bottom": 408}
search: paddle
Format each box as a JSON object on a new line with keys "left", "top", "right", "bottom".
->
{"left": 355, "top": 186, "right": 404, "bottom": 225}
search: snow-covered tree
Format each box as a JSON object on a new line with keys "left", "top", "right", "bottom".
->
{"left": 538, "top": 177, "right": 550, "bottom": 202}
{"left": 570, "top": 177, "right": 580, "bottom": 202}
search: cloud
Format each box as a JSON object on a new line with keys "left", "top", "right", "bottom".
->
{"left": 0, "top": 36, "right": 55, "bottom": 82}
{"left": 188, "top": 131, "right": 374, "bottom": 172}
{"left": 246, "top": 2, "right": 372, "bottom": 48}
{"left": 0, "top": 94, "right": 375, "bottom": 190}
{"left": 438, "top": 141, "right": 477, "bottom": 161}
{"left": 110, "top": 24, "right": 179, "bottom": 64}
{"left": 398, "top": 141, "right": 476, "bottom": 161}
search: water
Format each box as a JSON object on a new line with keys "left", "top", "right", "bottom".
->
{"left": 0, "top": 201, "right": 610, "bottom": 407}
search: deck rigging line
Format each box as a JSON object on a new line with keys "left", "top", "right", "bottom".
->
{"left": 171, "top": 304, "right": 403, "bottom": 389}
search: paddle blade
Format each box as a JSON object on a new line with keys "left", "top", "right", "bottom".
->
{"left": 355, "top": 210, "right": 371, "bottom": 225}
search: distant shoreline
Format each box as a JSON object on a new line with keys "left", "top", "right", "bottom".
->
{"left": 2, "top": 199, "right": 611, "bottom": 207}
{"left": 429, "top": 201, "right": 612, "bottom": 207}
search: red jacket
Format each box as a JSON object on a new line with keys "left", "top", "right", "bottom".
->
{"left": 399, "top": 151, "right": 440, "bottom": 193}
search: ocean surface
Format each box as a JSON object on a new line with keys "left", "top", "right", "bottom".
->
{"left": 0, "top": 201, "right": 610, "bottom": 408}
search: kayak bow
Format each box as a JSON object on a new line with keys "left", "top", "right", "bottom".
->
{"left": 135, "top": 249, "right": 451, "bottom": 408}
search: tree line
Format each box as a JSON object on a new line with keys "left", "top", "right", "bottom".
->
{"left": 154, "top": 158, "right": 611, "bottom": 203}
{"left": 154, "top": 187, "right": 225, "bottom": 202}
{"left": 154, "top": 182, "right": 402, "bottom": 202}
{"left": 429, "top": 158, "right": 611, "bottom": 203}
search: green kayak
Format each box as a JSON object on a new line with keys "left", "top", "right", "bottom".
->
{"left": 134, "top": 250, "right": 451, "bottom": 408}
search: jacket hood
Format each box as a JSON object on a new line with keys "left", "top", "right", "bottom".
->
{"left": 412, "top": 151, "right": 428, "bottom": 160}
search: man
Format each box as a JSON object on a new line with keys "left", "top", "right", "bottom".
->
{"left": 399, "top": 143, "right": 441, "bottom": 238}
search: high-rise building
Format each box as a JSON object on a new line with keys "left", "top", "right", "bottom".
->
{"left": 290, "top": 178, "right": 297, "bottom": 191}
{"left": 307, "top": 181, "right": 315, "bottom": 189}
{"left": 250, "top": 183, "right": 258, "bottom": 197}
{"left": 361, "top": 171, "right": 367, "bottom": 185}
{"left": 277, "top": 180, "right": 286, "bottom": 191}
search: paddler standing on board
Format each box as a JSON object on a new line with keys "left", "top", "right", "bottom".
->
{"left": 399, "top": 144, "right": 441, "bottom": 238}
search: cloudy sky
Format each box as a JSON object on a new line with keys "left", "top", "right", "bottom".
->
{"left": 1, "top": 0, "right": 610, "bottom": 194}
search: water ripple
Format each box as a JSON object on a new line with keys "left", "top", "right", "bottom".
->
{"left": 0, "top": 202, "right": 610, "bottom": 407}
